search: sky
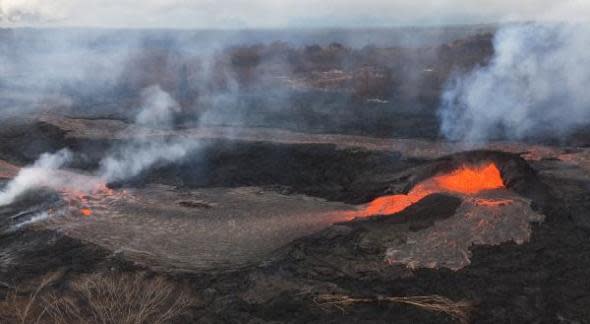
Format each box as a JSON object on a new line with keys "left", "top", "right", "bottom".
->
{"left": 0, "top": 0, "right": 589, "bottom": 29}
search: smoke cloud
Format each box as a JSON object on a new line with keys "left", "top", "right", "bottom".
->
{"left": 98, "top": 85, "right": 198, "bottom": 183}
{"left": 0, "top": 149, "right": 75, "bottom": 205}
{"left": 98, "top": 139, "right": 196, "bottom": 183}
{"left": 439, "top": 23, "right": 590, "bottom": 142}
{"left": 0, "top": 86, "right": 198, "bottom": 205}
{"left": 0, "top": 28, "right": 138, "bottom": 121}
{"left": 134, "top": 85, "right": 181, "bottom": 128}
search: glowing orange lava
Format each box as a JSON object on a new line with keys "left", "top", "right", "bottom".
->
{"left": 61, "top": 181, "right": 115, "bottom": 218}
{"left": 353, "top": 163, "right": 505, "bottom": 218}
{"left": 362, "top": 186, "right": 432, "bottom": 216}
{"left": 433, "top": 163, "right": 504, "bottom": 194}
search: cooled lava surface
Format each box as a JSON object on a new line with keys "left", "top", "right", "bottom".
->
{"left": 1, "top": 117, "right": 590, "bottom": 323}
{"left": 335, "top": 162, "right": 544, "bottom": 270}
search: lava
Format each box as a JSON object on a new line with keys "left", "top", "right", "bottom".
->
{"left": 362, "top": 186, "right": 432, "bottom": 216}
{"left": 433, "top": 163, "right": 504, "bottom": 194}
{"left": 352, "top": 163, "right": 505, "bottom": 218}
{"left": 58, "top": 181, "right": 118, "bottom": 219}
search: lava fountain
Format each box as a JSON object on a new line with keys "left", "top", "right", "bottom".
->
{"left": 354, "top": 163, "right": 504, "bottom": 218}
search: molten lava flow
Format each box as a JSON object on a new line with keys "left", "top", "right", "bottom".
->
{"left": 362, "top": 185, "right": 432, "bottom": 216}
{"left": 353, "top": 163, "right": 505, "bottom": 218}
{"left": 60, "top": 181, "right": 117, "bottom": 218}
{"left": 433, "top": 163, "right": 504, "bottom": 194}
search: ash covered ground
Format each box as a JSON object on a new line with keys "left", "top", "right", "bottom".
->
{"left": 0, "top": 26, "right": 590, "bottom": 324}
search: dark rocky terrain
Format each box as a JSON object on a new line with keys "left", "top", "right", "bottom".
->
{"left": 0, "top": 115, "right": 589, "bottom": 323}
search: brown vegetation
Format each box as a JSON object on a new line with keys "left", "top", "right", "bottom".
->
{"left": 0, "top": 272, "right": 196, "bottom": 324}
{"left": 315, "top": 294, "right": 475, "bottom": 324}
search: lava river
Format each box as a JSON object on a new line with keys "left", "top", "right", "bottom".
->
{"left": 352, "top": 163, "right": 505, "bottom": 218}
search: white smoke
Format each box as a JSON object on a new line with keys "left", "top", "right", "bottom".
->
{"left": 98, "top": 139, "right": 195, "bottom": 182}
{"left": 439, "top": 23, "right": 590, "bottom": 142}
{"left": 0, "top": 86, "right": 198, "bottom": 205}
{"left": 135, "top": 85, "right": 181, "bottom": 128}
{"left": 98, "top": 85, "right": 198, "bottom": 182}
{"left": 12, "top": 211, "right": 50, "bottom": 230}
{"left": 0, "top": 149, "right": 72, "bottom": 205}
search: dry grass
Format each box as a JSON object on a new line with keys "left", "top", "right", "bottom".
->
{"left": 0, "top": 272, "right": 196, "bottom": 324}
{"left": 315, "top": 294, "right": 474, "bottom": 324}
{"left": 0, "top": 272, "right": 64, "bottom": 324}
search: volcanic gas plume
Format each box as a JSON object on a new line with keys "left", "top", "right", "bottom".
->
{"left": 439, "top": 23, "right": 590, "bottom": 142}
{"left": 0, "top": 85, "right": 195, "bottom": 215}
{"left": 350, "top": 163, "right": 504, "bottom": 218}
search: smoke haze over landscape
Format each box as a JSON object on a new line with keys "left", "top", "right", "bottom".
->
{"left": 1, "top": 0, "right": 590, "bottom": 206}
{"left": 0, "top": 85, "right": 199, "bottom": 205}
{"left": 98, "top": 85, "right": 199, "bottom": 183}
{"left": 0, "top": 149, "right": 74, "bottom": 205}
{"left": 439, "top": 22, "right": 590, "bottom": 142}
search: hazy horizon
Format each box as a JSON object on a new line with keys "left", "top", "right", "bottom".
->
{"left": 1, "top": 0, "right": 588, "bottom": 29}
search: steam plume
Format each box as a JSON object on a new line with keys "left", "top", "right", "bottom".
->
{"left": 135, "top": 85, "right": 181, "bottom": 128}
{"left": 98, "top": 139, "right": 195, "bottom": 183}
{"left": 98, "top": 85, "right": 198, "bottom": 182}
{"left": 0, "top": 86, "right": 197, "bottom": 206}
{"left": 0, "top": 149, "right": 73, "bottom": 205}
{"left": 439, "top": 23, "right": 590, "bottom": 142}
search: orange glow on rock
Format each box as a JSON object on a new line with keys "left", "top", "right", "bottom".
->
{"left": 362, "top": 186, "right": 432, "bottom": 217}
{"left": 472, "top": 198, "right": 514, "bottom": 207}
{"left": 354, "top": 163, "right": 505, "bottom": 218}
{"left": 433, "top": 163, "right": 504, "bottom": 194}
{"left": 81, "top": 208, "right": 93, "bottom": 217}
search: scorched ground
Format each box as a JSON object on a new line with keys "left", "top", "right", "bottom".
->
{"left": 0, "top": 116, "right": 589, "bottom": 323}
